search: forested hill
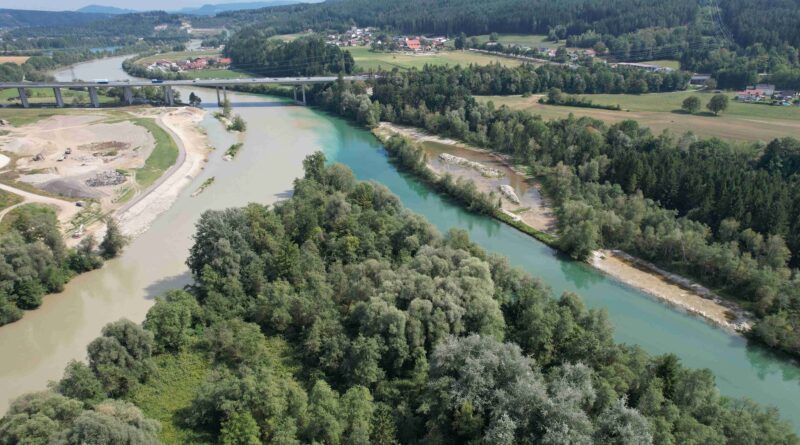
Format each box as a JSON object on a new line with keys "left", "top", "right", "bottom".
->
{"left": 0, "top": 8, "right": 110, "bottom": 29}
{"left": 5, "top": 11, "right": 188, "bottom": 45}
{"left": 216, "top": 0, "right": 699, "bottom": 36}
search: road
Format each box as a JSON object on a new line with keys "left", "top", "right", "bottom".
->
{"left": 0, "top": 75, "right": 372, "bottom": 89}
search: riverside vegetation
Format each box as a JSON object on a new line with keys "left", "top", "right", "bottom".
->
{"left": 286, "top": 58, "right": 800, "bottom": 358}
{"left": 1, "top": 155, "right": 797, "bottom": 444}
{"left": 0, "top": 206, "right": 127, "bottom": 326}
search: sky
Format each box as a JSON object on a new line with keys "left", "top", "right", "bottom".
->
{"left": 0, "top": 0, "right": 248, "bottom": 11}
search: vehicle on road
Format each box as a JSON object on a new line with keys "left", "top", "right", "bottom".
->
{"left": 94, "top": 79, "right": 109, "bottom": 84}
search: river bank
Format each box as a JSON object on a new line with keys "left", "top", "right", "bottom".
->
{"left": 373, "top": 121, "right": 751, "bottom": 332}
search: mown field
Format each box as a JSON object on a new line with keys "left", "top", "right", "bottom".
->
{"left": 348, "top": 46, "right": 523, "bottom": 71}
{"left": 481, "top": 90, "right": 800, "bottom": 143}
{"left": 135, "top": 49, "right": 222, "bottom": 66}
{"left": 470, "top": 33, "right": 561, "bottom": 48}
{"left": 637, "top": 59, "right": 681, "bottom": 70}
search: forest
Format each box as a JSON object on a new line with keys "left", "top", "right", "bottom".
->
{"left": 295, "top": 65, "right": 800, "bottom": 358}
{"left": 0, "top": 206, "right": 125, "bottom": 327}
{"left": 2, "top": 11, "right": 189, "bottom": 52}
{"left": 224, "top": 33, "right": 355, "bottom": 77}
{"left": 2, "top": 157, "right": 797, "bottom": 444}
{"left": 212, "top": 0, "right": 800, "bottom": 89}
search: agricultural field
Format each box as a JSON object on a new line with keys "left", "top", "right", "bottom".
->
{"left": 270, "top": 32, "right": 314, "bottom": 42}
{"left": 348, "top": 46, "right": 523, "bottom": 71}
{"left": 481, "top": 90, "right": 800, "bottom": 143}
{"left": 183, "top": 68, "right": 252, "bottom": 79}
{"left": 637, "top": 59, "right": 681, "bottom": 70}
{"left": 0, "top": 56, "right": 30, "bottom": 65}
{"left": 135, "top": 49, "right": 222, "bottom": 66}
{"left": 470, "top": 34, "right": 561, "bottom": 48}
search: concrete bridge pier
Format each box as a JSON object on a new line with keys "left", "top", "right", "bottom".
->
{"left": 293, "top": 85, "right": 307, "bottom": 105}
{"left": 53, "top": 88, "right": 64, "bottom": 107}
{"left": 216, "top": 86, "right": 221, "bottom": 106}
{"left": 87, "top": 87, "right": 100, "bottom": 108}
{"left": 162, "top": 85, "right": 174, "bottom": 106}
{"left": 17, "top": 88, "right": 29, "bottom": 108}
{"left": 123, "top": 86, "right": 133, "bottom": 105}
{"left": 222, "top": 85, "right": 228, "bottom": 103}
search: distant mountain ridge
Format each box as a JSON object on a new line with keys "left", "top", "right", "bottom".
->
{"left": 70, "top": 1, "right": 321, "bottom": 17}
{"left": 177, "top": 1, "right": 322, "bottom": 15}
{"left": 77, "top": 4, "right": 137, "bottom": 14}
{"left": 0, "top": 8, "right": 110, "bottom": 28}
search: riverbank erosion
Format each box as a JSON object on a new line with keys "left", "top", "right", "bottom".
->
{"left": 373, "top": 122, "right": 752, "bottom": 333}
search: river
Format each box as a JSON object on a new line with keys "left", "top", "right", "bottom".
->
{"left": 0, "top": 56, "right": 798, "bottom": 432}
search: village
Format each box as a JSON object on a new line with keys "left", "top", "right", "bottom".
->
{"left": 145, "top": 55, "right": 232, "bottom": 74}
{"left": 734, "top": 83, "right": 799, "bottom": 106}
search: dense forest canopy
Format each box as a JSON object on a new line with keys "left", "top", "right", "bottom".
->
{"left": 224, "top": 32, "right": 354, "bottom": 76}
{"left": 2, "top": 158, "right": 797, "bottom": 444}
{"left": 3, "top": 11, "right": 189, "bottom": 50}
{"left": 215, "top": 0, "right": 699, "bottom": 37}
{"left": 299, "top": 65, "right": 800, "bottom": 358}
{"left": 0, "top": 8, "right": 110, "bottom": 29}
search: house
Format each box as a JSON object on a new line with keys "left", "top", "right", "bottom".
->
{"left": 583, "top": 48, "right": 597, "bottom": 57}
{"left": 690, "top": 74, "right": 711, "bottom": 86}
{"left": 736, "top": 84, "right": 776, "bottom": 102}
{"left": 405, "top": 38, "right": 421, "bottom": 51}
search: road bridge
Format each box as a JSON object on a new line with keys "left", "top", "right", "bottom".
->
{"left": 0, "top": 75, "right": 371, "bottom": 108}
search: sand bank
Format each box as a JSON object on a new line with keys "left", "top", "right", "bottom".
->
{"left": 374, "top": 122, "right": 750, "bottom": 333}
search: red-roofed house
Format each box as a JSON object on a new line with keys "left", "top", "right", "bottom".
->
{"left": 405, "top": 38, "right": 421, "bottom": 51}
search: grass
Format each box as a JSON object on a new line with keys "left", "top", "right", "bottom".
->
{"left": 348, "top": 46, "right": 523, "bottom": 71}
{"left": 136, "top": 49, "right": 222, "bottom": 66}
{"left": 0, "top": 203, "right": 55, "bottom": 234}
{"left": 480, "top": 90, "right": 800, "bottom": 143}
{"left": 130, "top": 118, "right": 179, "bottom": 189}
{"left": 0, "top": 109, "right": 66, "bottom": 126}
{"left": 0, "top": 87, "right": 116, "bottom": 107}
{"left": 271, "top": 32, "right": 313, "bottom": 42}
{"left": 129, "top": 351, "right": 214, "bottom": 445}
{"left": 183, "top": 68, "right": 252, "bottom": 79}
{"left": 0, "top": 189, "right": 23, "bottom": 212}
{"left": 471, "top": 34, "right": 560, "bottom": 48}
{"left": 637, "top": 59, "right": 681, "bottom": 70}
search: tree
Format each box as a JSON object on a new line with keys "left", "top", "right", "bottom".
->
{"left": 221, "top": 411, "right": 261, "bottom": 445}
{"left": 489, "top": 32, "right": 499, "bottom": 42}
{"left": 454, "top": 32, "right": 467, "bottom": 50}
{"left": 87, "top": 319, "right": 154, "bottom": 396}
{"left": 143, "top": 292, "right": 193, "bottom": 353}
{"left": 304, "top": 380, "right": 342, "bottom": 445}
{"left": 99, "top": 218, "right": 127, "bottom": 259}
{"left": 681, "top": 96, "right": 701, "bottom": 114}
{"left": 188, "top": 92, "right": 202, "bottom": 107}
{"left": 559, "top": 220, "right": 599, "bottom": 261}
{"left": 54, "top": 360, "right": 105, "bottom": 405}
{"left": 706, "top": 94, "right": 729, "bottom": 115}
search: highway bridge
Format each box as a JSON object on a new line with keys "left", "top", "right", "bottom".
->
{"left": 0, "top": 75, "right": 372, "bottom": 108}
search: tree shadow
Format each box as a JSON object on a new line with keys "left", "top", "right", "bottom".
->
{"left": 669, "top": 110, "right": 718, "bottom": 117}
{"left": 143, "top": 272, "right": 193, "bottom": 301}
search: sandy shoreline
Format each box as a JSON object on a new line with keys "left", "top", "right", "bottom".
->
{"left": 592, "top": 250, "right": 752, "bottom": 332}
{"left": 375, "top": 122, "right": 751, "bottom": 333}
{"left": 80, "top": 107, "right": 210, "bottom": 242}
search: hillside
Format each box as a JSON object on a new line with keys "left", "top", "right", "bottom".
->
{"left": 76, "top": 5, "right": 138, "bottom": 14}
{"left": 0, "top": 8, "right": 109, "bottom": 29}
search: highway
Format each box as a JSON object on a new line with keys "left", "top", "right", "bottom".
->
{"left": 0, "top": 75, "right": 372, "bottom": 89}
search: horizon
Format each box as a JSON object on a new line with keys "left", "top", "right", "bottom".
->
{"left": 0, "top": 0, "right": 289, "bottom": 12}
